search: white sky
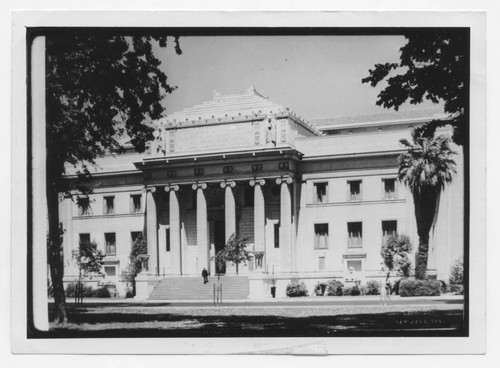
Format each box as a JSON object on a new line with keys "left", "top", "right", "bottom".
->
{"left": 157, "top": 35, "right": 440, "bottom": 120}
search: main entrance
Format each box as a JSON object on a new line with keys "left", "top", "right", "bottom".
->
{"left": 214, "top": 220, "right": 226, "bottom": 275}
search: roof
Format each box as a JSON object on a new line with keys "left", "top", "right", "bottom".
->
{"left": 309, "top": 108, "right": 446, "bottom": 128}
{"left": 164, "top": 85, "right": 285, "bottom": 123}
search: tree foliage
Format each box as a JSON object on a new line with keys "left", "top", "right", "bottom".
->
{"left": 212, "top": 234, "right": 251, "bottom": 275}
{"left": 398, "top": 131, "right": 456, "bottom": 279}
{"left": 45, "top": 32, "right": 181, "bottom": 323}
{"left": 448, "top": 256, "right": 464, "bottom": 295}
{"left": 121, "top": 233, "right": 148, "bottom": 297}
{"left": 73, "top": 239, "right": 105, "bottom": 279}
{"left": 381, "top": 233, "right": 413, "bottom": 282}
{"left": 362, "top": 30, "right": 468, "bottom": 145}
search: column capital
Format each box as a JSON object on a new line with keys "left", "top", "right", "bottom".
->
{"left": 249, "top": 178, "right": 266, "bottom": 187}
{"left": 164, "top": 184, "right": 179, "bottom": 192}
{"left": 147, "top": 186, "right": 157, "bottom": 193}
{"left": 276, "top": 176, "right": 293, "bottom": 185}
{"left": 192, "top": 182, "right": 208, "bottom": 190}
{"left": 220, "top": 180, "right": 236, "bottom": 189}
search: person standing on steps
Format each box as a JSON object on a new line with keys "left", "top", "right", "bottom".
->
{"left": 202, "top": 268, "right": 209, "bottom": 284}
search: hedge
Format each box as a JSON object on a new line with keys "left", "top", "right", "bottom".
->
{"left": 399, "top": 279, "right": 441, "bottom": 297}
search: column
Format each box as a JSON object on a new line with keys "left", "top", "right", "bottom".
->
{"left": 165, "top": 185, "right": 181, "bottom": 275}
{"left": 221, "top": 180, "right": 236, "bottom": 242}
{"left": 146, "top": 187, "right": 158, "bottom": 275}
{"left": 250, "top": 179, "right": 266, "bottom": 252}
{"left": 277, "top": 177, "right": 293, "bottom": 272}
{"left": 193, "top": 183, "right": 208, "bottom": 272}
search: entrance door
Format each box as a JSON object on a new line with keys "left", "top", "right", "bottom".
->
{"left": 214, "top": 220, "right": 226, "bottom": 275}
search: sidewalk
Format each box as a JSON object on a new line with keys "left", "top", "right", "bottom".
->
{"left": 52, "top": 294, "right": 464, "bottom": 305}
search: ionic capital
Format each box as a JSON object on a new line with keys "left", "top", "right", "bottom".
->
{"left": 220, "top": 180, "right": 236, "bottom": 189}
{"left": 249, "top": 179, "right": 266, "bottom": 187}
{"left": 147, "top": 186, "right": 157, "bottom": 193}
{"left": 192, "top": 182, "right": 208, "bottom": 190}
{"left": 164, "top": 184, "right": 179, "bottom": 192}
{"left": 276, "top": 176, "right": 293, "bottom": 185}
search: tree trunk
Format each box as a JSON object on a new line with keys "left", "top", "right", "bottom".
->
{"left": 412, "top": 187, "right": 439, "bottom": 280}
{"left": 47, "top": 183, "right": 67, "bottom": 323}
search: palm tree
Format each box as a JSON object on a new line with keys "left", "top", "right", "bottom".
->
{"left": 398, "top": 130, "right": 457, "bottom": 279}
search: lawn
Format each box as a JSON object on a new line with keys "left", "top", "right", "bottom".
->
{"left": 39, "top": 301, "right": 466, "bottom": 338}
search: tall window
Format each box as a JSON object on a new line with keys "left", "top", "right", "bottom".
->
{"left": 383, "top": 178, "right": 396, "bottom": 199}
{"left": 382, "top": 220, "right": 398, "bottom": 243}
{"left": 347, "top": 222, "right": 363, "bottom": 248}
{"left": 130, "top": 194, "right": 142, "bottom": 213}
{"left": 131, "top": 231, "right": 142, "bottom": 244}
{"left": 274, "top": 223, "right": 280, "bottom": 248}
{"left": 348, "top": 180, "right": 362, "bottom": 201}
{"left": 104, "top": 196, "right": 114, "bottom": 215}
{"left": 79, "top": 233, "right": 90, "bottom": 245}
{"left": 347, "top": 260, "right": 362, "bottom": 272}
{"left": 165, "top": 228, "right": 170, "bottom": 252}
{"left": 104, "top": 266, "right": 116, "bottom": 277}
{"left": 314, "top": 223, "right": 329, "bottom": 249}
{"left": 314, "top": 182, "right": 328, "bottom": 203}
{"left": 77, "top": 197, "right": 90, "bottom": 216}
{"left": 318, "top": 256, "right": 326, "bottom": 271}
{"left": 105, "top": 233, "right": 116, "bottom": 255}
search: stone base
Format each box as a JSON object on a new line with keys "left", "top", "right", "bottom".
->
{"left": 134, "top": 272, "right": 150, "bottom": 300}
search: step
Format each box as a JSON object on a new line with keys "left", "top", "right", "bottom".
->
{"left": 148, "top": 276, "right": 249, "bottom": 300}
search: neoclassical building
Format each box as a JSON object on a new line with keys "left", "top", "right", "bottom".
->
{"left": 60, "top": 86, "right": 464, "bottom": 298}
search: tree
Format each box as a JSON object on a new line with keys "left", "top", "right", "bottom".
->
{"left": 73, "top": 239, "right": 105, "bottom": 284}
{"left": 121, "top": 233, "right": 148, "bottom": 297}
{"left": 398, "top": 131, "right": 457, "bottom": 279}
{"left": 362, "top": 30, "right": 468, "bottom": 146}
{"left": 45, "top": 32, "right": 181, "bottom": 323}
{"left": 380, "top": 233, "right": 413, "bottom": 283}
{"left": 212, "top": 234, "right": 251, "bottom": 275}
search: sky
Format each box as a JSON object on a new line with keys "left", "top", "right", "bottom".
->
{"left": 155, "top": 35, "right": 440, "bottom": 120}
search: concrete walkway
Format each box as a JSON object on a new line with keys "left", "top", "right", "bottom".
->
{"left": 54, "top": 294, "right": 463, "bottom": 305}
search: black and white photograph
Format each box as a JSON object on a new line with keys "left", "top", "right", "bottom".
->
{"left": 10, "top": 9, "right": 488, "bottom": 356}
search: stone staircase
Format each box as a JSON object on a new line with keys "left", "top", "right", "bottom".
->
{"left": 148, "top": 275, "right": 250, "bottom": 300}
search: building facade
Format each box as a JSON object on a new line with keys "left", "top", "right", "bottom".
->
{"left": 60, "top": 86, "right": 464, "bottom": 298}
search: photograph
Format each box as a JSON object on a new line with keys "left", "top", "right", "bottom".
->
{"left": 13, "top": 11, "right": 486, "bottom": 354}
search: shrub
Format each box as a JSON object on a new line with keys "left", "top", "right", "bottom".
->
{"left": 325, "top": 280, "right": 344, "bottom": 296}
{"left": 286, "top": 281, "right": 309, "bottom": 297}
{"left": 399, "top": 279, "right": 441, "bottom": 297}
{"left": 342, "top": 286, "right": 361, "bottom": 296}
{"left": 364, "top": 280, "right": 381, "bottom": 295}
{"left": 437, "top": 280, "right": 448, "bottom": 293}
{"left": 96, "top": 287, "right": 111, "bottom": 298}
{"left": 65, "top": 282, "right": 98, "bottom": 298}
{"left": 449, "top": 257, "right": 464, "bottom": 295}
{"left": 392, "top": 279, "right": 404, "bottom": 295}
{"left": 314, "top": 282, "right": 327, "bottom": 296}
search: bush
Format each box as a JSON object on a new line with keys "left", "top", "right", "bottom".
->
{"left": 364, "top": 280, "right": 381, "bottom": 295}
{"left": 286, "top": 281, "right": 309, "bottom": 297}
{"left": 96, "top": 287, "right": 111, "bottom": 298}
{"left": 449, "top": 257, "right": 464, "bottom": 295}
{"left": 392, "top": 279, "right": 404, "bottom": 295}
{"left": 437, "top": 280, "right": 448, "bottom": 293}
{"left": 65, "top": 282, "right": 97, "bottom": 298}
{"left": 342, "top": 286, "right": 361, "bottom": 296}
{"left": 325, "top": 280, "right": 344, "bottom": 296}
{"left": 314, "top": 282, "right": 327, "bottom": 296}
{"left": 399, "top": 279, "right": 441, "bottom": 297}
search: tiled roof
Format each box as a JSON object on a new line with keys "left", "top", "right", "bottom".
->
{"left": 309, "top": 108, "right": 446, "bottom": 128}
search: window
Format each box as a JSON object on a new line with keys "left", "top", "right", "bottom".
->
{"left": 313, "top": 182, "right": 328, "bottom": 203}
{"left": 347, "top": 260, "right": 362, "bottom": 273}
{"left": 130, "top": 194, "right": 142, "bottom": 213}
{"left": 105, "top": 233, "right": 116, "bottom": 255}
{"left": 104, "top": 196, "right": 114, "bottom": 215}
{"left": 77, "top": 197, "right": 90, "bottom": 216}
{"left": 131, "top": 231, "right": 142, "bottom": 244}
{"left": 314, "top": 223, "right": 329, "bottom": 249}
{"left": 79, "top": 233, "right": 90, "bottom": 245}
{"left": 348, "top": 180, "right": 362, "bottom": 200}
{"left": 104, "top": 266, "right": 116, "bottom": 277}
{"left": 347, "top": 222, "right": 363, "bottom": 248}
{"left": 383, "top": 178, "right": 396, "bottom": 199}
{"left": 382, "top": 220, "right": 398, "bottom": 243}
{"left": 274, "top": 223, "right": 280, "bottom": 248}
{"left": 318, "top": 256, "right": 326, "bottom": 271}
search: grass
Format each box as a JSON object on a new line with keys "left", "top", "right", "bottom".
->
{"left": 38, "top": 301, "right": 466, "bottom": 338}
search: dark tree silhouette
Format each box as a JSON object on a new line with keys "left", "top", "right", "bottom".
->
{"left": 45, "top": 32, "right": 181, "bottom": 323}
{"left": 362, "top": 30, "right": 468, "bottom": 146}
